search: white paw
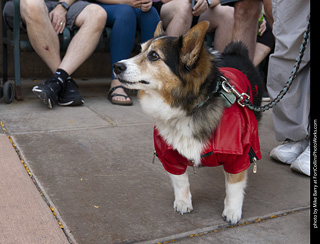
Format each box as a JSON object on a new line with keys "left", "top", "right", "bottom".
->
{"left": 222, "top": 206, "right": 242, "bottom": 225}
{"left": 174, "top": 199, "right": 193, "bottom": 215}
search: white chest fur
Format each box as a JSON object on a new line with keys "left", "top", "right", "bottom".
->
{"left": 140, "top": 93, "right": 204, "bottom": 165}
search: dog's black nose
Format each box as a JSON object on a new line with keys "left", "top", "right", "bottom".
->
{"left": 113, "top": 62, "right": 127, "bottom": 75}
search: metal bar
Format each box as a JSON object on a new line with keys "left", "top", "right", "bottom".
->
{"left": 13, "top": 0, "right": 22, "bottom": 100}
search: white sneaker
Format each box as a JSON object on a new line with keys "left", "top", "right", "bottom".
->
{"left": 291, "top": 144, "right": 310, "bottom": 176}
{"left": 270, "top": 139, "right": 309, "bottom": 164}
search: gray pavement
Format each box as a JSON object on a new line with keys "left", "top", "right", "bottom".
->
{"left": 0, "top": 79, "right": 310, "bottom": 244}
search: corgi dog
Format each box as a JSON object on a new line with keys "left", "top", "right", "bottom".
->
{"left": 113, "top": 21, "right": 263, "bottom": 225}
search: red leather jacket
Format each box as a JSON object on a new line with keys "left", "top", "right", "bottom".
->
{"left": 154, "top": 67, "right": 262, "bottom": 175}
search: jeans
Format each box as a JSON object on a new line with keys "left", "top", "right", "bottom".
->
{"left": 97, "top": 4, "right": 160, "bottom": 79}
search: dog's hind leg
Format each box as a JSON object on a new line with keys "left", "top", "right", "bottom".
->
{"left": 222, "top": 170, "right": 247, "bottom": 225}
{"left": 169, "top": 171, "right": 193, "bottom": 215}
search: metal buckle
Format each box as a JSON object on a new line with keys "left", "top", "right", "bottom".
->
{"left": 237, "top": 93, "right": 250, "bottom": 107}
{"left": 221, "top": 79, "right": 250, "bottom": 108}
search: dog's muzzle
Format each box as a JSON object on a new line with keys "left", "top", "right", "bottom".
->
{"left": 113, "top": 62, "right": 127, "bottom": 75}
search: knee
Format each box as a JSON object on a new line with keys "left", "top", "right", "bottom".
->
{"left": 90, "top": 5, "right": 108, "bottom": 29}
{"left": 175, "top": 0, "right": 193, "bottom": 23}
{"left": 116, "top": 5, "right": 136, "bottom": 24}
{"left": 20, "top": 0, "right": 48, "bottom": 22}
{"left": 79, "top": 4, "right": 107, "bottom": 30}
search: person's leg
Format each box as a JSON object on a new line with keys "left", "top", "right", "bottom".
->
{"left": 199, "top": 4, "right": 234, "bottom": 52}
{"left": 98, "top": 4, "right": 137, "bottom": 104}
{"left": 134, "top": 7, "right": 160, "bottom": 42}
{"left": 267, "top": 0, "right": 310, "bottom": 142}
{"left": 55, "top": 2, "right": 107, "bottom": 106}
{"left": 31, "top": 2, "right": 106, "bottom": 108}
{"left": 253, "top": 42, "right": 271, "bottom": 67}
{"left": 20, "top": 0, "right": 61, "bottom": 73}
{"left": 268, "top": 0, "right": 310, "bottom": 175}
{"left": 160, "top": 0, "right": 193, "bottom": 37}
{"left": 232, "top": 0, "right": 261, "bottom": 60}
{"left": 59, "top": 3, "right": 107, "bottom": 75}
{"left": 20, "top": 0, "right": 65, "bottom": 108}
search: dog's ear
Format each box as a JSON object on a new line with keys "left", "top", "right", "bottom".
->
{"left": 180, "top": 21, "right": 209, "bottom": 70}
{"left": 154, "top": 21, "right": 165, "bottom": 38}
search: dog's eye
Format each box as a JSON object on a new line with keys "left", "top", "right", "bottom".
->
{"left": 147, "top": 51, "right": 160, "bottom": 61}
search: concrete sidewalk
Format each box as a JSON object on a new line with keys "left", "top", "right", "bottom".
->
{"left": 0, "top": 128, "right": 69, "bottom": 243}
{"left": 0, "top": 79, "right": 310, "bottom": 244}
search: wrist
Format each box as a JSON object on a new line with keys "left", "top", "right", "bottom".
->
{"left": 58, "top": 2, "right": 69, "bottom": 11}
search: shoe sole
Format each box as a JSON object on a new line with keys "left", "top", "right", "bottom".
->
{"left": 291, "top": 161, "right": 310, "bottom": 176}
{"left": 58, "top": 98, "right": 85, "bottom": 106}
{"left": 32, "top": 87, "right": 53, "bottom": 109}
{"left": 270, "top": 150, "right": 295, "bottom": 164}
{"left": 262, "top": 97, "right": 270, "bottom": 102}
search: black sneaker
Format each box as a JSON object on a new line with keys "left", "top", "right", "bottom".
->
{"left": 58, "top": 78, "right": 84, "bottom": 106}
{"left": 32, "top": 77, "right": 64, "bottom": 109}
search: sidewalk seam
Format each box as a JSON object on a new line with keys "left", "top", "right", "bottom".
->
{"left": 136, "top": 206, "right": 310, "bottom": 244}
{"left": 7, "top": 123, "right": 154, "bottom": 136}
{"left": 1, "top": 121, "right": 76, "bottom": 244}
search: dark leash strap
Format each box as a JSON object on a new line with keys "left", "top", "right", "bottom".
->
{"left": 202, "top": 17, "right": 311, "bottom": 113}
{"left": 240, "top": 17, "right": 311, "bottom": 113}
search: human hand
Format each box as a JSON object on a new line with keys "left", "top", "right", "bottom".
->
{"left": 258, "top": 18, "right": 267, "bottom": 36}
{"left": 192, "top": 0, "right": 208, "bottom": 16}
{"left": 49, "top": 4, "right": 67, "bottom": 34}
{"left": 124, "top": 0, "right": 142, "bottom": 8}
{"left": 141, "top": 0, "right": 152, "bottom": 12}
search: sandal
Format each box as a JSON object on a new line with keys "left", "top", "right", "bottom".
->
{"left": 108, "top": 85, "right": 133, "bottom": 106}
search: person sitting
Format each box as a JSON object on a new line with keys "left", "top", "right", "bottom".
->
{"left": 3, "top": 0, "right": 107, "bottom": 109}
{"left": 153, "top": 0, "right": 234, "bottom": 53}
{"left": 198, "top": 0, "right": 234, "bottom": 52}
{"left": 95, "top": 0, "right": 160, "bottom": 105}
{"left": 152, "top": 0, "right": 207, "bottom": 37}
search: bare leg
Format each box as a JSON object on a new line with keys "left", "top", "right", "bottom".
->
{"left": 253, "top": 42, "right": 271, "bottom": 67}
{"left": 222, "top": 170, "right": 247, "bottom": 224}
{"left": 199, "top": 4, "right": 234, "bottom": 52}
{"left": 232, "top": 0, "right": 262, "bottom": 60}
{"left": 169, "top": 171, "right": 193, "bottom": 214}
{"left": 20, "top": 0, "right": 61, "bottom": 73}
{"left": 160, "top": 0, "right": 193, "bottom": 37}
{"left": 59, "top": 4, "right": 107, "bottom": 75}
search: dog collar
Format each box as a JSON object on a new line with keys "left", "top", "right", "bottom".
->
{"left": 194, "top": 75, "right": 237, "bottom": 111}
{"left": 218, "top": 76, "right": 237, "bottom": 107}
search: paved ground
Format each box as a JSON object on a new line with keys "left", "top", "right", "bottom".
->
{"left": 0, "top": 79, "right": 310, "bottom": 244}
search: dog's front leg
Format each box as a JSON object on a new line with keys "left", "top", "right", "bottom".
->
{"left": 222, "top": 170, "right": 247, "bottom": 225}
{"left": 169, "top": 171, "right": 193, "bottom": 215}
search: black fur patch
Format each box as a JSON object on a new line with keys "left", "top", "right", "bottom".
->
{"left": 222, "top": 42, "right": 263, "bottom": 121}
{"left": 154, "top": 37, "right": 182, "bottom": 80}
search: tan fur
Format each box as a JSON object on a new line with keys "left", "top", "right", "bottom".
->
{"left": 180, "top": 21, "right": 210, "bottom": 68}
{"left": 136, "top": 38, "right": 185, "bottom": 105}
{"left": 226, "top": 170, "right": 247, "bottom": 184}
{"left": 180, "top": 48, "right": 213, "bottom": 97}
{"left": 136, "top": 40, "right": 182, "bottom": 105}
{"left": 154, "top": 21, "right": 165, "bottom": 37}
{"left": 138, "top": 21, "right": 213, "bottom": 107}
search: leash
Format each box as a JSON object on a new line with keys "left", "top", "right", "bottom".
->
{"left": 224, "top": 17, "right": 311, "bottom": 113}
